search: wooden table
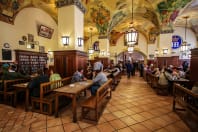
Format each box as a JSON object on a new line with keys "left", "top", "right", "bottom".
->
{"left": 54, "top": 80, "right": 93, "bottom": 122}
{"left": 12, "top": 82, "right": 29, "bottom": 111}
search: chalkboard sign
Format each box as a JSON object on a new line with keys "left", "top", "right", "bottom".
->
{"left": 2, "top": 49, "right": 12, "bottom": 60}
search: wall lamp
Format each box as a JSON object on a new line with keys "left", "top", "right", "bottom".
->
{"left": 62, "top": 36, "right": 69, "bottom": 46}
{"left": 78, "top": 37, "right": 83, "bottom": 47}
{"left": 163, "top": 48, "right": 168, "bottom": 54}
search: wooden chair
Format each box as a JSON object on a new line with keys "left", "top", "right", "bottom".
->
{"left": 31, "top": 77, "right": 72, "bottom": 115}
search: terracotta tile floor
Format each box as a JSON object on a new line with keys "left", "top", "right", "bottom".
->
{"left": 0, "top": 75, "right": 191, "bottom": 132}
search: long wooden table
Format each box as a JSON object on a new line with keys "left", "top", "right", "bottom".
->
{"left": 12, "top": 82, "right": 29, "bottom": 111}
{"left": 54, "top": 80, "right": 93, "bottom": 122}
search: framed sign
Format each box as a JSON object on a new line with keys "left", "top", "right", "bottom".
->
{"left": 39, "top": 46, "right": 45, "bottom": 53}
{"left": 2, "top": 49, "right": 12, "bottom": 60}
{"left": 172, "top": 35, "right": 182, "bottom": 49}
{"left": 28, "top": 34, "right": 34, "bottom": 42}
{"left": 38, "top": 25, "right": 54, "bottom": 39}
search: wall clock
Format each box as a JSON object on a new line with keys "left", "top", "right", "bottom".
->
{"left": 22, "top": 36, "right": 27, "bottom": 41}
{"left": 3, "top": 43, "right": 10, "bottom": 48}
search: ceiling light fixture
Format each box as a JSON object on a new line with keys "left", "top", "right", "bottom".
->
{"left": 125, "top": 0, "right": 138, "bottom": 46}
{"left": 180, "top": 16, "right": 189, "bottom": 55}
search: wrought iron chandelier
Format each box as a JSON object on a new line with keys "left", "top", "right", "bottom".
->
{"left": 125, "top": 0, "right": 138, "bottom": 46}
{"left": 180, "top": 16, "right": 189, "bottom": 54}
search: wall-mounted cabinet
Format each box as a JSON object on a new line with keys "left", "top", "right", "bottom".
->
{"left": 15, "top": 50, "right": 47, "bottom": 75}
{"left": 54, "top": 50, "right": 88, "bottom": 77}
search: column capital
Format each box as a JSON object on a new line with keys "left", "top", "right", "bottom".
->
{"left": 56, "top": 0, "right": 86, "bottom": 14}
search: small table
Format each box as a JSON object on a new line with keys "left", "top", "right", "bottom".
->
{"left": 12, "top": 82, "right": 29, "bottom": 111}
{"left": 54, "top": 80, "right": 93, "bottom": 122}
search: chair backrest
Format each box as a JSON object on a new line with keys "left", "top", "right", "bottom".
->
{"left": 96, "top": 79, "right": 112, "bottom": 105}
{"left": 40, "top": 76, "right": 72, "bottom": 99}
{"left": 3, "top": 78, "right": 30, "bottom": 92}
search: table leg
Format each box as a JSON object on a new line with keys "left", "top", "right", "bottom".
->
{"left": 72, "top": 95, "right": 77, "bottom": 122}
{"left": 55, "top": 95, "right": 59, "bottom": 117}
{"left": 25, "top": 89, "right": 29, "bottom": 111}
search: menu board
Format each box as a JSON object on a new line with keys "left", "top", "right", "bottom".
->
{"left": 2, "top": 49, "right": 12, "bottom": 60}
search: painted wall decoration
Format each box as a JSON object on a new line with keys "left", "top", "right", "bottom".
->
{"left": 0, "top": 0, "right": 26, "bottom": 24}
{"left": 90, "top": 4, "right": 110, "bottom": 37}
{"left": 108, "top": 10, "right": 126, "bottom": 34}
{"left": 109, "top": 30, "right": 123, "bottom": 46}
{"left": 157, "top": 0, "right": 191, "bottom": 31}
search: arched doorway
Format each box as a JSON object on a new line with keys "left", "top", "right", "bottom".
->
{"left": 117, "top": 50, "right": 147, "bottom": 63}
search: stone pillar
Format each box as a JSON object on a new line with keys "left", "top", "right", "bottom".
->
{"left": 57, "top": 0, "right": 85, "bottom": 51}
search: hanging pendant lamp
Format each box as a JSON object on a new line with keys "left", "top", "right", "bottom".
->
{"left": 125, "top": 0, "right": 138, "bottom": 46}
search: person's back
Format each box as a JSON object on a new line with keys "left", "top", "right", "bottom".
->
{"left": 158, "top": 72, "right": 169, "bottom": 85}
{"left": 93, "top": 72, "right": 108, "bottom": 86}
{"left": 50, "top": 73, "right": 61, "bottom": 82}
{"left": 71, "top": 68, "right": 86, "bottom": 83}
{"left": 28, "top": 70, "right": 49, "bottom": 97}
{"left": 91, "top": 70, "right": 108, "bottom": 95}
{"left": 1, "top": 63, "right": 28, "bottom": 80}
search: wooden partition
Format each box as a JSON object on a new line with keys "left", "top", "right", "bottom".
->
{"left": 190, "top": 48, "right": 198, "bottom": 81}
{"left": 53, "top": 50, "right": 88, "bottom": 77}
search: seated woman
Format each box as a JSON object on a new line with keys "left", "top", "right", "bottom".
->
{"left": 28, "top": 69, "right": 49, "bottom": 97}
{"left": 49, "top": 68, "right": 61, "bottom": 82}
{"left": 154, "top": 68, "right": 160, "bottom": 77}
{"left": 158, "top": 69, "right": 169, "bottom": 86}
{"left": 49, "top": 68, "right": 62, "bottom": 89}
{"left": 71, "top": 68, "right": 86, "bottom": 83}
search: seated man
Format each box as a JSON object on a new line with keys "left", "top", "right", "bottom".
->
{"left": 1, "top": 63, "right": 29, "bottom": 91}
{"left": 28, "top": 69, "right": 49, "bottom": 97}
{"left": 90, "top": 66, "right": 107, "bottom": 96}
{"left": 71, "top": 68, "right": 86, "bottom": 83}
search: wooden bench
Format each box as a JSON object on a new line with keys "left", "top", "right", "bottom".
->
{"left": 112, "top": 72, "right": 121, "bottom": 90}
{"left": 31, "top": 77, "right": 72, "bottom": 115}
{"left": 81, "top": 79, "right": 112, "bottom": 121}
{"left": 0, "top": 78, "right": 30, "bottom": 106}
{"left": 173, "top": 83, "right": 198, "bottom": 126}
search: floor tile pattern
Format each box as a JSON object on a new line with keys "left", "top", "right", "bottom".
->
{"left": 0, "top": 75, "right": 191, "bottom": 132}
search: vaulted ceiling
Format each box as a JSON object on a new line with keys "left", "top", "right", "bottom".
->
{"left": 0, "top": 0, "right": 198, "bottom": 45}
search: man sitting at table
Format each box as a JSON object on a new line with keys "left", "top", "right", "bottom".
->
{"left": 28, "top": 69, "right": 49, "bottom": 97}
{"left": 71, "top": 68, "right": 87, "bottom": 83}
{"left": 1, "top": 63, "right": 29, "bottom": 91}
{"left": 90, "top": 65, "right": 107, "bottom": 96}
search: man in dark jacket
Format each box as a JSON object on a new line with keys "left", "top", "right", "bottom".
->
{"left": 28, "top": 69, "right": 49, "bottom": 97}
{"left": 125, "top": 60, "right": 133, "bottom": 79}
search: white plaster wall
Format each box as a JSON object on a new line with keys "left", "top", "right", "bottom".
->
{"left": 74, "top": 6, "right": 84, "bottom": 51}
{"left": 0, "top": 7, "right": 58, "bottom": 62}
{"left": 58, "top": 6, "right": 75, "bottom": 50}
{"left": 58, "top": 5, "right": 84, "bottom": 51}
{"left": 158, "top": 27, "right": 197, "bottom": 59}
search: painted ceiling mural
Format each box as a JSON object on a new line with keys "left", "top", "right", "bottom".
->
{"left": 0, "top": 0, "right": 197, "bottom": 45}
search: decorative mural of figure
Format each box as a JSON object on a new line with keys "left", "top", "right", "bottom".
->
{"left": 93, "top": 41, "right": 100, "bottom": 51}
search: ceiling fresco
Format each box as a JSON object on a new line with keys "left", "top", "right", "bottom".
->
{"left": 0, "top": 0, "right": 198, "bottom": 45}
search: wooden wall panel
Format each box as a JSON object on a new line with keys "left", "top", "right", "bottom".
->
{"left": 54, "top": 50, "right": 88, "bottom": 77}
{"left": 190, "top": 48, "right": 198, "bottom": 81}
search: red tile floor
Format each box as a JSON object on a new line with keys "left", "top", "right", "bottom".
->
{"left": 0, "top": 75, "right": 191, "bottom": 132}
